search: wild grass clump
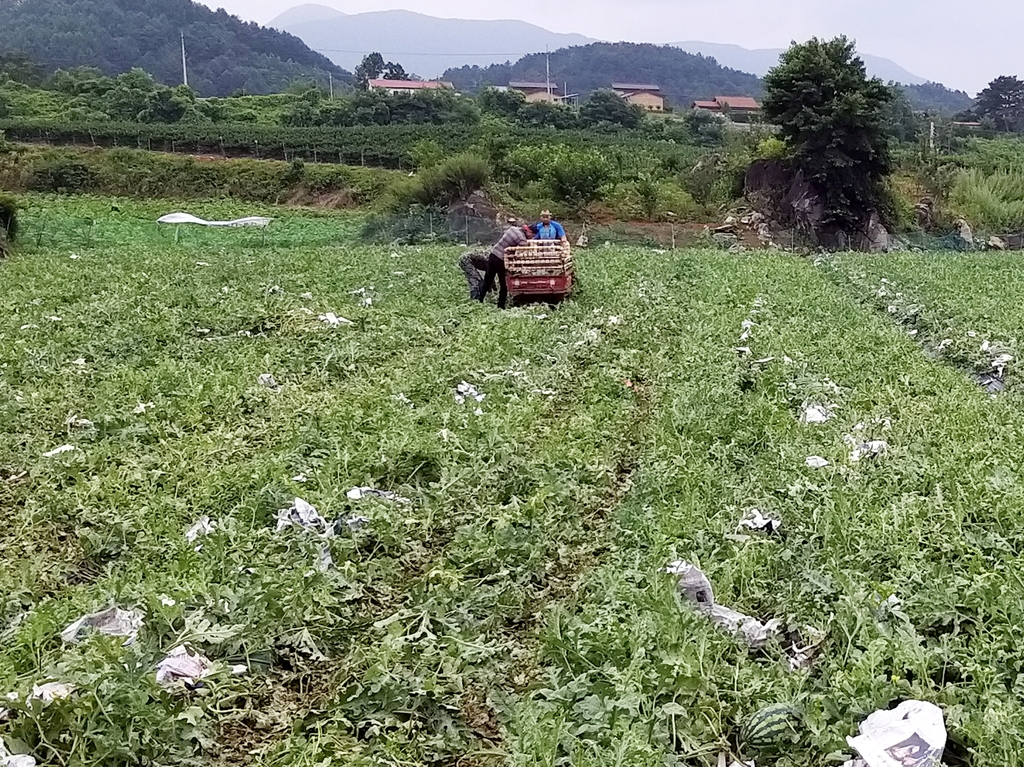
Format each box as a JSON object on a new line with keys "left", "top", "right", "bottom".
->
{"left": 412, "top": 152, "right": 490, "bottom": 207}
{"left": 950, "top": 168, "right": 1024, "bottom": 231}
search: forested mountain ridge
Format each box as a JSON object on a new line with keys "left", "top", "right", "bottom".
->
{"left": 0, "top": 0, "right": 349, "bottom": 96}
{"left": 444, "top": 43, "right": 764, "bottom": 107}
{"left": 275, "top": 8, "right": 593, "bottom": 77}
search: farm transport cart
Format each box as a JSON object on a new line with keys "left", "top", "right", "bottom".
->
{"left": 504, "top": 241, "right": 574, "bottom": 303}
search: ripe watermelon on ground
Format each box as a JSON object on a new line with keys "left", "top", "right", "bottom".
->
{"left": 741, "top": 703, "right": 802, "bottom": 750}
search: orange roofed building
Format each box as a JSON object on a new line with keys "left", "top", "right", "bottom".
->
{"left": 509, "top": 82, "right": 565, "bottom": 103}
{"left": 693, "top": 96, "right": 762, "bottom": 115}
{"left": 612, "top": 83, "right": 666, "bottom": 111}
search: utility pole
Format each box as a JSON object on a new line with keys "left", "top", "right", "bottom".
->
{"left": 329, "top": 72, "right": 334, "bottom": 100}
{"left": 180, "top": 31, "right": 188, "bottom": 88}
{"left": 929, "top": 120, "right": 935, "bottom": 153}
{"left": 545, "top": 47, "right": 551, "bottom": 100}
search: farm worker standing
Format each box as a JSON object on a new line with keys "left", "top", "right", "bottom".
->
{"left": 478, "top": 224, "right": 536, "bottom": 309}
{"left": 533, "top": 210, "right": 567, "bottom": 242}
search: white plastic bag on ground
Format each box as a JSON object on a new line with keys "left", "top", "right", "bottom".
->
{"left": 61, "top": 607, "right": 143, "bottom": 644}
{"left": 156, "top": 646, "right": 214, "bottom": 688}
{"left": 738, "top": 508, "right": 782, "bottom": 535}
{"left": 0, "top": 742, "right": 37, "bottom": 767}
{"left": 346, "top": 487, "right": 411, "bottom": 505}
{"left": 844, "top": 700, "right": 946, "bottom": 767}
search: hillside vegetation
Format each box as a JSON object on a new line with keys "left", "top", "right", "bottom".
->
{"left": 444, "top": 42, "right": 765, "bottom": 107}
{"left": 0, "top": 0, "right": 348, "bottom": 96}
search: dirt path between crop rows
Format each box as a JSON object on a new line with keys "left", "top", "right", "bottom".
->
{"left": 210, "top": 319, "right": 658, "bottom": 766}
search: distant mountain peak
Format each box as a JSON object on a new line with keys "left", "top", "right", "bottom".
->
{"left": 276, "top": 8, "right": 594, "bottom": 77}
{"left": 671, "top": 40, "right": 927, "bottom": 85}
{"left": 269, "top": 4, "right": 346, "bottom": 30}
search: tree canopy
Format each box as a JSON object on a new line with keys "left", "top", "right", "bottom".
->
{"left": 353, "top": 53, "right": 412, "bottom": 89}
{"left": 974, "top": 76, "right": 1024, "bottom": 132}
{"left": 763, "top": 36, "right": 894, "bottom": 230}
{"left": 0, "top": 0, "right": 349, "bottom": 96}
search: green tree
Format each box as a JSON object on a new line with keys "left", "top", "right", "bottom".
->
{"left": 478, "top": 86, "right": 526, "bottom": 119}
{"left": 580, "top": 90, "right": 644, "bottom": 129}
{"left": 103, "top": 68, "right": 160, "bottom": 121}
{"left": 355, "top": 53, "right": 387, "bottom": 89}
{"left": 383, "top": 62, "right": 410, "bottom": 81}
{"left": 762, "top": 36, "right": 894, "bottom": 230}
{"left": 517, "top": 101, "right": 579, "bottom": 130}
{"left": 140, "top": 84, "right": 195, "bottom": 123}
{"left": 0, "top": 52, "right": 45, "bottom": 86}
{"left": 975, "top": 76, "right": 1024, "bottom": 132}
{"left": 881, "top": 85, "right": 922, "bottom": 143}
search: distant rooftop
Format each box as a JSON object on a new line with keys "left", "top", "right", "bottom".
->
{"left": 715, "top": 96, "right": 760, "bottom": 110}
{"left": 509, "top": 81, "right": 563, "bottom": 93}
{"left": 368, "top": 79, "right": 451, "bottom": 90}
{"left": 612, "top": 83, "right": 662, "bottom": 92}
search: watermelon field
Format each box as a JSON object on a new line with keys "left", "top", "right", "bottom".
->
{"left": 3, "top": 195, "right": 1024, "bottom": 767}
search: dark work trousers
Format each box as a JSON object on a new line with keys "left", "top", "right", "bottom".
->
{"left": 480, "top": 253, "right": 508, "bottom": 308}
{"left": 458, "top": 251, "right": 489, "bottom": 299}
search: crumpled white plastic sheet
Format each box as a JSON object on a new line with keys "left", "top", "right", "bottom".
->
{"left": 344, "top": 515, "right": 370, "bottom": 531}
{"left": 454, "top": 381, "right": 485, "bottom": 406}
{"left": 346, "top": 487, "right": 411, "bottom": 505}
{"left": 319, "top": 312, "right": 353, "bottom": 328}
{"left": 185, "top": 516, "right": 215, "bottom": 544}
{"left": 156, "top": 646, "right": 214, "bottom": 688}
{"left": 258, "top": 373, "right": 279, "bottom": 389}
{"left": 738, "top": 508, "right": 782, "bottom": 535}
{"left": 800, "top": 402, "right": 833, "bottom": 425}
{"left": 42, "top": 445, "right": 77, "bottom": 459}
{"left": 29, "top": 682, "right": 75, "bottom": 705}
{"left": 276, "top": 498, "right": 329, "bottom": 534}
{"left": 665, "top": 561, "right": 781, "bottom": 648}
{"left": 61, "top": 607, "right": 144, "bottom": 645}
{"left": 806, "top": 456, "right": 830, "bottom": 469}
{"left": 848, "top": 439, "right": 889, "bottom": 463}
{"left": 842, "top": 700, "right": 946, "bottom": 767}
{"left": 157, "top": 213, "right": 272, "bottom": 228}
{"left": 0, "top": 742, "right": 36, "bottom": 767}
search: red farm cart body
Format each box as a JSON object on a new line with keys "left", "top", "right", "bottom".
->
{"left": 504, "top": 241, "right": 574, "bottom": 301}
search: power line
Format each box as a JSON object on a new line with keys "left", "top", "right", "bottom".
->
{"left": 313, "top": 48, "right": 532, "bottom": 57}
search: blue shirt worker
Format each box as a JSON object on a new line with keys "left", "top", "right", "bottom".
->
{"left": 534, "top": 210, "right": 567, "bottom": 242}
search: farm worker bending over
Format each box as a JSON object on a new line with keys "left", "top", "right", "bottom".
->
{"left": 479, "top": 224, "right": 536, "bottom": 309}
{"left": 533, "top": 210, "right": 567, "bottom": 242}
{"left": 457, "top": 250, "right": 490, "bottom": 299}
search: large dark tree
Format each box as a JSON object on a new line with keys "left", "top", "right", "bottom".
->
{"left": 762, "top": 36, "right": 894, "bottom": 230}
{"left": 579, "top": 90, "right": 644, "bottom": 129}
{"left": 354, "top": 53, "right": 410, "bottom": 88}
{"left": 975, "top": 76, "right": 1024, "bottom": 132}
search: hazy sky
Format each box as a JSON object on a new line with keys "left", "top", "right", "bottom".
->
{"left": 199, "top": 0, "right": 1020, "bottom": 93}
